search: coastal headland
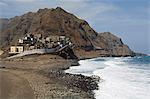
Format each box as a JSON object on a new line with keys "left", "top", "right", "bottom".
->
{"left": 0, "top": 7, "right": 136, "bottom": 99}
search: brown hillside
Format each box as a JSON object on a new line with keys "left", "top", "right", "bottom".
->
{"left": 0, "top": 7, "right": 134, "bottom": 58}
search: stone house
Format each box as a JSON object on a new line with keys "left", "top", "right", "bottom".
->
{"left": 9, "top": 34, "right": 72, "bottom": 54}
{"left": 9, "top": 46, "right": 24, "bottom": 54}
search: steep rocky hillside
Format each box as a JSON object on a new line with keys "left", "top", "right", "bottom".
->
{"left": 0, "top": 7, "right": 134, "bottom": 58}
{"left": 98, "top": 32, "right": 133, "bottom": 56}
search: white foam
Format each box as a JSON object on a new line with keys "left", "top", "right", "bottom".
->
{"left": 65, "top": 58, "right": 106, "bottom": 76}
{"left": 65, "top": 57, "right": 150, "bottom": 99}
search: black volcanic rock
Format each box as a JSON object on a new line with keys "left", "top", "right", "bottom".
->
{"left": 0, "top": 7, "right": 134, "bottom": 58}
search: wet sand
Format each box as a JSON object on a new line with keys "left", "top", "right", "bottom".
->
{"left": 0, "top": 70, "right": 35, "bottom": 99}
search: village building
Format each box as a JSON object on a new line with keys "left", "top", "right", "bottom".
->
{"left": 18, "top": 39, "right": 23, "bottom": 44}
{"left": 49, "top": 36, "right": 60, "bottom": 42}
{"left": 59, "top": 36, "right": 66, "bottom": 41}
{"left": 9, "top": 46, "right": 24, "bottom": 54}
{"left": 9, "top": 33, "right": 72, "bottom": 55}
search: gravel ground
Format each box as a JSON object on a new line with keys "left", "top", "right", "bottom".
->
{"left": 0, "top": 55, "right": 98, "bottom": 99}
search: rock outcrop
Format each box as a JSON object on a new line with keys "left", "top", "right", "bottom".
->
{"left": 98, "top": 32, "right": 133, "bottom": 56}
{"left": 0, "top": 7, "right": 134, "bottom": 58}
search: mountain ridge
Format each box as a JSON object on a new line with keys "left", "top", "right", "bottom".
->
{"left": 0, "top": 7, "right": 134, "bottom": 58}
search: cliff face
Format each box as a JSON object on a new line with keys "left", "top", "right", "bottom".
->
{"left": 98, "top": 32, "right": 133, "bottom": 56}
{"left": 0, "top": 7, "right": 134, "bottom": 58}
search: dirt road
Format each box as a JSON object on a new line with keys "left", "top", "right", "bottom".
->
{"left": 0, "top": 70, "right": 35, "bottom": 99}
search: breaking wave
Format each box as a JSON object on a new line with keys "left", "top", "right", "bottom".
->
{"left": 65, "top": 56, "right": 150, "bottom": 99}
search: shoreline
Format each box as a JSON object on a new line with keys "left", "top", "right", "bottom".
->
{"left": 0, "top": 54, "right": 98, "bottom": 99}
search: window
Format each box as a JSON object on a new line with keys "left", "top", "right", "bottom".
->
{"left": 16, "top": 48, "right": 19, "bottom": 52}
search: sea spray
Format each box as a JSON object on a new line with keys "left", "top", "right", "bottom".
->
{"left": 65, "top": 56, "right": 150, "bottom": 99}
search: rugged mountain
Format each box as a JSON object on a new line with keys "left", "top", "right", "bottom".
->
{"left": 0, "top": 7, "right": 134, "bottom": 58}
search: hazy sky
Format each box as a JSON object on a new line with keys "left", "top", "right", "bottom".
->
{"left": 0, "top": 0, "right": 149, "bottom": 54}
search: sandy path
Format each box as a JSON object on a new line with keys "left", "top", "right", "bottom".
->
{"left": 0, "top": 70, "right": 35, "bottom": 99}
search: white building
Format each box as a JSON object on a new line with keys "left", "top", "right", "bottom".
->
{"left": 9, "top": 46, "right": 24, "bottom": 54}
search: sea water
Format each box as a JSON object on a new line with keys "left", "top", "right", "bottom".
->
{"left": 65, "top": 56, "right": 150, "bottom": 99}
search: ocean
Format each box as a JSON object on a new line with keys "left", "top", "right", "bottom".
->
{"left": 65, "top": 56, "right": 150, "bottom": 99}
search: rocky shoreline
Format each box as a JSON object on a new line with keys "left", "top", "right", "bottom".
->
{"left": 0, "top": 54, "right": 99, "bottom": 99}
